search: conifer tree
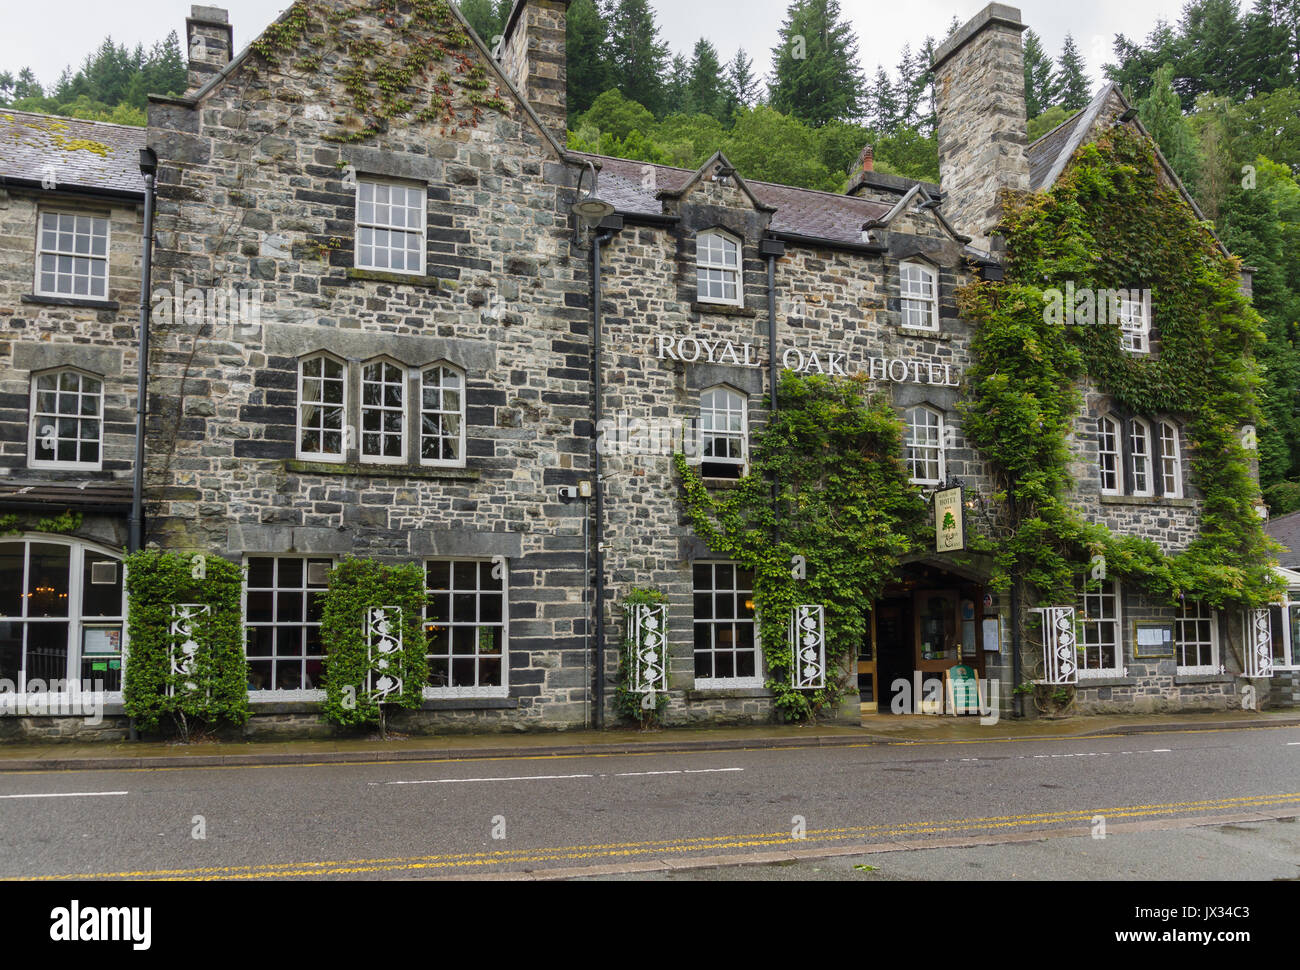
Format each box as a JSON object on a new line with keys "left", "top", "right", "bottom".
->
{"left": 606, "top": 0, "right": 671, "bottom": 116}
{"left": 1022, "top": 29, "right": 1059, "bottom": 118}
{"left": 768, "top": 0, "right": 865, "bottom": 127}
{"left": 1056, "top": 33, "right": 1092, "bottom": 111}
{"left": 687, "top": 38, "right": 727, "bottom": 121}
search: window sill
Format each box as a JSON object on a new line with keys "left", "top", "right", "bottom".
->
{"left": 346, "top": 267, "right": 447, "bottom": 288}
{"left": 1099, "top": 494, "right": 1195, "bottom": 508}
{"left": 895, "top": 325, "right": 948, "bottom": 340}
{"left": 285, "top": 459, "right": 481, "bottom": 481}
{"left": 1174, "top": 672, "right": 1232, "bottom": 685}
{"left": 22, "top": 293, "right": 120, "bottom": 311}
{"left": 700, "top": 476, "right": 745, "bottom": 489}
{"left": 1073, "top": 675, "right": 1135, "bottom": 688}
{"left": 687, "top": 685, "right": 771, "bottom": 700}
{"left": 691, "top": 301, "right": 757, "bottom": 318}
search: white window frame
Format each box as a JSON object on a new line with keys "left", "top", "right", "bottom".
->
{"left": 1274, "top": 596, "right": 1300, "bottom": 670}
{"left": 1076, "top": 581, "right": 1124, "bottom": 678}
{"left": 900, "top": 260, "right": 939, "bottom": 332}
{"left": 423, "top": 558, "right": 509, "bottom": 699}
{"left": 1098, "top": 415, "right": 1120, "bottom": 495}
{"left": 1159, "top": 421, "right": 1182, "bottom": 498}
{"left": 1129, "top": 418, "right": 1153, "bottom": 497}
{"left": 905, "top": 405, "right": 945, "bottom": 487}
{"left": 0, "top": 536, "right": 126, "bottom": 707}
{"left": 696, "top": 230, "right": 743, "bottom": 306}
{"left": 297, "top": 352, "right": 348, "bottom": 462}
{"left": 698, "top": 385, "right": 748, "bottom": 478}
{"left": 419, "top": 362, "right": 466, "bottom": 468}
{"left": 34, "top": 209, "right": 110, "bottom": 300}
{"left": 692, "top": 560, "right": 762, "bottom": 689}
{"left": 359, "top": 357, "right": 407, "bottom": 465}
{"left": 354, "top": 177, "right": 426, "bottom": 275}
{"left": 1117, "top": 291, "right": 1150, "bottom": 354}
{"left": 242, "top": 555, "right": 333, "bottom": 700}
{"left": 28, "top": 368, "right": 104, "bottom": 471}
{"left": 1175, "top": 599, "right": 1219, "bottom": 675}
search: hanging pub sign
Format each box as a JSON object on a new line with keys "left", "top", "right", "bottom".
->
{"left": 934, "top": 486, "right": 965, "bottom": 553}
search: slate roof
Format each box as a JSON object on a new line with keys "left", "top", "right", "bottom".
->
{"left": 0, "top": 109, "right": 146, "bottom": 197}
{"left": 1267, "top": 510, "right": 1300, "bottom": 569}
{"left": 1026, "top": 85, "right": 1115, "bottom": 193}
{"left": 573, "top": 152, "right": 898, "bottom": 246}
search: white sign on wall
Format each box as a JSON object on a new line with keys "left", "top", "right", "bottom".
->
{"left": 654, "top": 335, "right": 960, "bottom": 386}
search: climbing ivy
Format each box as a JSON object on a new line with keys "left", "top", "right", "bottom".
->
{"left": 123, "top": 551, "right": 249, "bottom": 737}
{"left": 248, "top": 0, "right": 510, "bottom": 144}
{"left": 676, "top": 373, "right": 932, "bottom": 722}
{"left": 319, "top": 558, "right": 428, "bottom": 731}
{"left": 959, "top": 125, "right": 1284, "bottom": 610}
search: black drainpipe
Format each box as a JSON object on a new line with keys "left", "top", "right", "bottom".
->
{"left": 591, "top": 216, "right": 621, "bottom": 729}
{"left": 1008, "top": 482, "right": 1024, "bottom": 718}
{"left": 128, "top": 148, "right": 157, "bottom": 744}
{"left": 129, "top": 149, "right": 157, "bottom": 555}
{"left": 761, "top": 239, "right": 785, "bottom": 412}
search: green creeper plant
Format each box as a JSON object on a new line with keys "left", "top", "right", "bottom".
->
{"left": 959, "top": 124, "right": 1285, "bottom": 609}
{"left": 319, "top": 558, "right": 428, "bottom": 731}
{"left": 676, "top": 372, "right": 930, "bottom": 722}
{"left": 123, "top": 551, "right": 249, "bottom": 737}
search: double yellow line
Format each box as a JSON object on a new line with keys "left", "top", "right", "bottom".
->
{"left": 17, "top": 791, "right": 1300, "bottom": 880}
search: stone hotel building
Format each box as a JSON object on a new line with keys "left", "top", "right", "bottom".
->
{"left": 0, "top": 0, "right": 1295, "bottom": 740}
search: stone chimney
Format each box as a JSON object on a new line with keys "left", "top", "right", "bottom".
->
{"left": 499, "top": 0, "right": 568, "bottom": 141}
{"left": 186, "top": 5, "right": 233, "bottom": 93}
{"left": 931, "top": 3, "right": 1030, "bottom": 253}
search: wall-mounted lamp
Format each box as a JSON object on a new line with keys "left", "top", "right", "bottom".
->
{"left": 571, "top": 159, "right": 614, "bottom": 232}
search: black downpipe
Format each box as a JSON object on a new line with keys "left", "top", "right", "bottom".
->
{"left": 767, "top": 256, "right": 778, "bottom": 412}
{"left": 128, "top": 150, "right": 156, "bottom": 744}
{"left": 129, "top": 157, "right": 156, "bottom": 555}
{"left": 1009, "top": 483, "right": 1024, "bottom": 718}
{"left": 592, "top": 229, "right": 614, "bottom": 730}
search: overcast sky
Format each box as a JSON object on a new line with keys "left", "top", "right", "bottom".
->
{"left": 3, "top": 0, "right": 1188, "bottom": 94}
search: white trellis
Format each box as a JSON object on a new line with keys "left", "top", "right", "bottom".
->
{"left": 1032, "top": 606, "right": 1078, "bottom": 685}
{"left": 1244, "top": 608, "right": 1274, "bottom": 678}
{"left": 168, "top": 604, "right": 210, "bottom": 697}
{"left": 366, "top": 606, "right": 404, "bottom": 702}
{"left": 790, "top": 605, "right": 826, "bottom": 689}
{"left": 627, "top": 603, "right": 667, "bottom": 696}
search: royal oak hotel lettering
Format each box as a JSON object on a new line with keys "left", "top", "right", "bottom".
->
{"left": 654, "top": 335, "right": 961, "bottom": 386}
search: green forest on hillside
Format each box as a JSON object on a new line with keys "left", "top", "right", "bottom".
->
{"left": 3, "top": 0, "right": 1299, "bottom": 512}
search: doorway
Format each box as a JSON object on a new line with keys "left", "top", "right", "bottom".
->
{"left": 862, "top": 562, "right": 988, "bottom": 715}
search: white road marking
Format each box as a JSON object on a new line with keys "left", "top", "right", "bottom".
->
{"left": 1151, "top": 749, "right": 1172, "bottom": 753}
{"left": 374, "top": 767, "right": 744, "bottom": 786}
{"left": 1287, "top": 742, "right": 1300, "bottom": 746}
{"left": 378, "top": 773, "right": 595, "bottom": 786}
{"left": 0, "top": 790, "right": 127, "bottom": 800}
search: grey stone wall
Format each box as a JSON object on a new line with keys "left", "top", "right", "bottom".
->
{"left": 145, "top": 0, "right": 596, "bottom": 729}
{"left": 933, "top": 3, "right": 1031, "bottom": 253}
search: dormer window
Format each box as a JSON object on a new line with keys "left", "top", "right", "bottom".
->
{"left": 900, "top": 261, "right": 938, "bottom": 332}
{"left": 696, "top": 231, "right": 741, "bottom": 305}
{"left": 1117, "top": 290, "right": 1150, "bottom": 353}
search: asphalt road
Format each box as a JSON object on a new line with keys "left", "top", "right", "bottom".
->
{"left": 1, "top": 725, "right": 1298, "bottom": 880}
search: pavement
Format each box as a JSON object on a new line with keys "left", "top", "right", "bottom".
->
{"left": 1, "top": 708, "right": 1297, "bottom": 773}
